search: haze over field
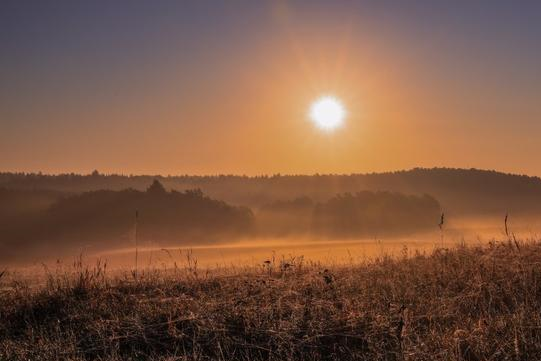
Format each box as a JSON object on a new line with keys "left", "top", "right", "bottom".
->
{"left": 1, "top": 1, "right": 541, "bottom": 269}
{"left": 2, "top": 168, "right": 541, "bottom": 267}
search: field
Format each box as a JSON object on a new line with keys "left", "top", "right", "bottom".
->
{"left": 2, "top": 240, "right": 541, "bottom": 360}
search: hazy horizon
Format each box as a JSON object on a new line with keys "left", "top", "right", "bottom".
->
{"left": 2, "top": 166, "right": 541, "bottom": 179}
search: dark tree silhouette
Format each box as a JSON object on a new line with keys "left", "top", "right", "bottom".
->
{"left": 0, "top": 183, "right": 255, "bottom": 261}
{"left": 147, "top": 179, "right": 167, "bottom": 195}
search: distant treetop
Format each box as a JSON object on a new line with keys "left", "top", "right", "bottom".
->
{"left": 147, "top": 179, "right": 167, "bottom": 194}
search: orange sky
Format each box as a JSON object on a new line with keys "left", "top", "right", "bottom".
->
{"left": 1, "top": 1, "right": 541, "bottom": 176}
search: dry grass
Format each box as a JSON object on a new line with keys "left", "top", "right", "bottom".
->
{"left": 2, "top": 240, "right": 541, "bottom": 360}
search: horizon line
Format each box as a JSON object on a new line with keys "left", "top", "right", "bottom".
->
{"left": 1, "top": 167, "right": 539, "bottom": 180}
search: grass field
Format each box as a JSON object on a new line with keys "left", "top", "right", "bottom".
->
{"left": 1, "top": 240, "right": 541, "bottom": 360}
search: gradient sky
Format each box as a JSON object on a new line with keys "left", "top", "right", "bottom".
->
{"left": 1, "top": 1, "right": 541, "bottom": 176}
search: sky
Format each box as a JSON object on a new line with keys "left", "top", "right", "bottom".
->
{"left": 1, "top": 0, "right": 541, "bottom": 176}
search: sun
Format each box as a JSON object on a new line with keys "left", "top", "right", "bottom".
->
{"left": 309, "top": 96, "right": 346, "bottom": 131}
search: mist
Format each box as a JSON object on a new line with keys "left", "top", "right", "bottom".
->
{"left": 2, "top": 168, "right": 541, "bottom": 268}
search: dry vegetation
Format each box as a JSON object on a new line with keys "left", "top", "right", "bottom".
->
{"left": 2, "top": 240, "right": 541, "bottom": 360}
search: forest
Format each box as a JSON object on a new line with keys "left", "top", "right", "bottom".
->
{"left": 1, "top": 167, "right": 540, "bottom": 216}
{"left": 0, "top": 179, "right": 441, "bottom": 262}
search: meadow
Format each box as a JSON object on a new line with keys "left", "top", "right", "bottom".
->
{"left": 2, "top": 239, "right": 541, "bottom": 360}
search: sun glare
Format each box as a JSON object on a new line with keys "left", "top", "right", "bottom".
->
{"left": 309, "top": 96, "right": 346, "bottom": 131}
